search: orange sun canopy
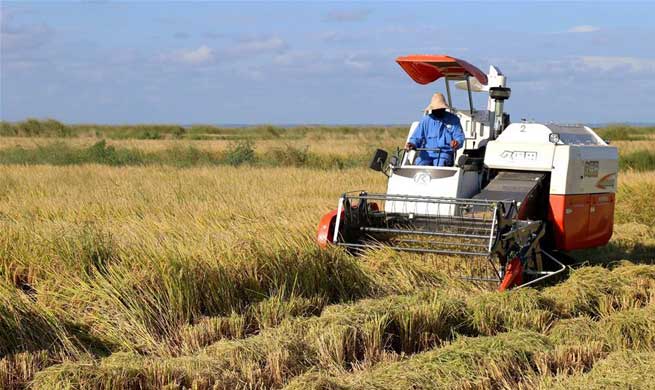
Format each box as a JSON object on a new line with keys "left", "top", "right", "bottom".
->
{"left": 396, "top": 55, "right": 488, "bottom": 85}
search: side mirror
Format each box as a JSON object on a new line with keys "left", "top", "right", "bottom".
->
{"left": 549, "top": 133, "right": 560, "bottom": 144}
{"left": 389, "top": 155, "right": 398, "bottom": 167}
{"left": 369, "top": 149, "right": 388, "bottom": 172}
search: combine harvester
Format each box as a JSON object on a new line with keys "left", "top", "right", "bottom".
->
{"left": 317, "top": 55, "right": 618, "bottom": 290}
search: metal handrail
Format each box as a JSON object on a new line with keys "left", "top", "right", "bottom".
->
{"left": 338, "top": 242, "right": 489, "bottom": 257}
{"left": 361, "top": 226, "right": 491, "bottom": 240}
{"left": 351, "top": 192, "right": 509, "bottom": 206}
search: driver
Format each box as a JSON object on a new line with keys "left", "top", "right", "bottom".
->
{"left": 405, "top": 92, "right": 464, "bottom": 166}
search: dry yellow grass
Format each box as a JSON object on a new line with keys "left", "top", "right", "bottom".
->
{"left": 0, "top": 134, "right": 401, "bottom": 157}
{"left": 2, "top": 134, "right": 652, "bottom": 159}
{"left": 615, "top": 170, "right": 655, "bottom": 226}
{"left": 0, "top": 134, "right": 654, "bottom": 388}
{"left": 612, "top": 139, "right": 655, "bottom": 153}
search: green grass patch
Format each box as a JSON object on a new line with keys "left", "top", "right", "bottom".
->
{"left": 1, "top": 119, "right": 408, "bottom": 141}
{"left": 0, "top": 140, "right": 364, "bottom": 169}
{"left": 595, "top": 124, "right": 655, "bottom": 141}
{"left": 620, "top": 150, "right": 655, "bottom": 171}
{"left": 0, "top": 141, "right": 147, "bottom": 166}
{"left": 4, "top": 140, "right": 653, "bottom": 171}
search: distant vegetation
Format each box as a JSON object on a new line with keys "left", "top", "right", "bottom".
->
{"left": 1, "top": 119, "right": 654, "bottom": 171}
{"left": 620, "top": 150, "right": 655, "bottom": 172}
{"left": 0, "top": 140, "right": 652, "bottom": 171}
{"left": 0, "top": 140, "right": 365, "bottom": 169}
{"left": 0, "top": 118, "right": 407, "bottom": 141}
{"left": 3, "top": 119, "right": 654, "bottom": 142}
{"left": 594, "top": 124, "right": 655, "bottom": 141}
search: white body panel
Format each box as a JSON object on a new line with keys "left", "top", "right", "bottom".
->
{"left": 550, "top": 145, "right": 618, "bottom": 195}
{"left": 385, "top": 167, "right": 481, "bottom": 216}
{"left": 392, "top": 117, "right": 489, "bottom": 216}
{"left": 484, "top": 123, "right": 618, "bottom": 195}
{"left": 485, "top": 142, "right": 556, "bottom": 171}
{"left": 485, "top": 123, "right": 556, "bottom": 171}
{"left": 455, "top": 110, "right": 494, "bottom": 151}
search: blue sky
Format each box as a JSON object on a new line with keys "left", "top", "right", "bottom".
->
{"left": 1, "top": 1, "right": 654, "bottom": 125}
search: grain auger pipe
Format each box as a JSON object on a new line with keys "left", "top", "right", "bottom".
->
{"left": 317, "top": 54, "right": 617, "bottom": 291}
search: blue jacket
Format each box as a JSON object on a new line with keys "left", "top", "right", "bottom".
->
{"left": 408, "top": 112, "right": 465, "bottom": 159}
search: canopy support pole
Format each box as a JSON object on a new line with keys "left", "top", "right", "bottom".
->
{"left": 466, "top": 77, "right": 474, "bottom": 115}
{"left": 445, "top": 78, "right": 453, "bottom": 108}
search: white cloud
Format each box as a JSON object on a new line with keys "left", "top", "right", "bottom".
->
{"left": 1, "top": 10, "right": 53, "bottom": 52}
{"left": 567, "top": 25, "right": 600, "bottom": 33}
{"left": 204, "top": 31, "right": 224, "bottom": 39}
{"left": 512, "top": 80, "right": 550, "bottom": 92}
{"left": 269, "top": 50, "right": 342, "bottom": 76}
{"left": 319, "top": 31, "right": 357, "bottom": 43}
{"left": 164, "top": 45, "right": 215, "bottom": 65}
{"left": 344, "top": 55, "right": 371, "bottom": 71}
{"left": 236, "top": 66, "right": 264, "bottom": 81}
{"left": 273, "top": 51, "right": 313, "bottom": 66}
{"left": 323, "top": 9, "right": 371, "bottom": 22}
{"left": 2, "top": 59, "right": 38, "bottom": 71}
{"left": 579, "top": 56, "right": 655, "bottom": 72}
{"left": 228, "top": 36, "right": 287, "bottom": 55}
{"left": 161, "top": 36, "right": 286, "bottom": 66}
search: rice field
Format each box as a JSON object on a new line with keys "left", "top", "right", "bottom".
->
{"left": 1, "top": 125, "right": 654, "bottom": 389}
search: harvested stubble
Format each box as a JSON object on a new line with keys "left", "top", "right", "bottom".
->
{"left": 548, "top": 305, "right": 655, "bottom": 351}
{"left": 534, "top": 351, "right": 655, "bottom": 389}
{"left": 31, "top": 290, "right": 472, "bottom": 389}
{"left": 284, "top": 331, "right": 554, "bottom": 390}
{"left": 0, "top": 350, "right": 55, "bottom": 389}
{"left": 172, "top": 291, "right": 327, "bottom": 355}
{"left": 29, "top": 264, "right": 655, "bottom": 389}
{"left": 4, "top": 260, "right": 655, "bottom": 389}
{"left": 284, "top": 303, "right": 655, "bottom": 390}
{"left": 466, "top": 289, "right": 554, "bottom": 335}
{"left": 541, "top": 263, "right": 655, "bottom": 317}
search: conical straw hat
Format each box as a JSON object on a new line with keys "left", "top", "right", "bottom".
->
{"left": 424, "top": 92, "right": 449, "bottom": 113}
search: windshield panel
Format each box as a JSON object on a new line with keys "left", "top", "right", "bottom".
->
{"left": 547, "top": 125, "right": 603, "bottom": 145}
